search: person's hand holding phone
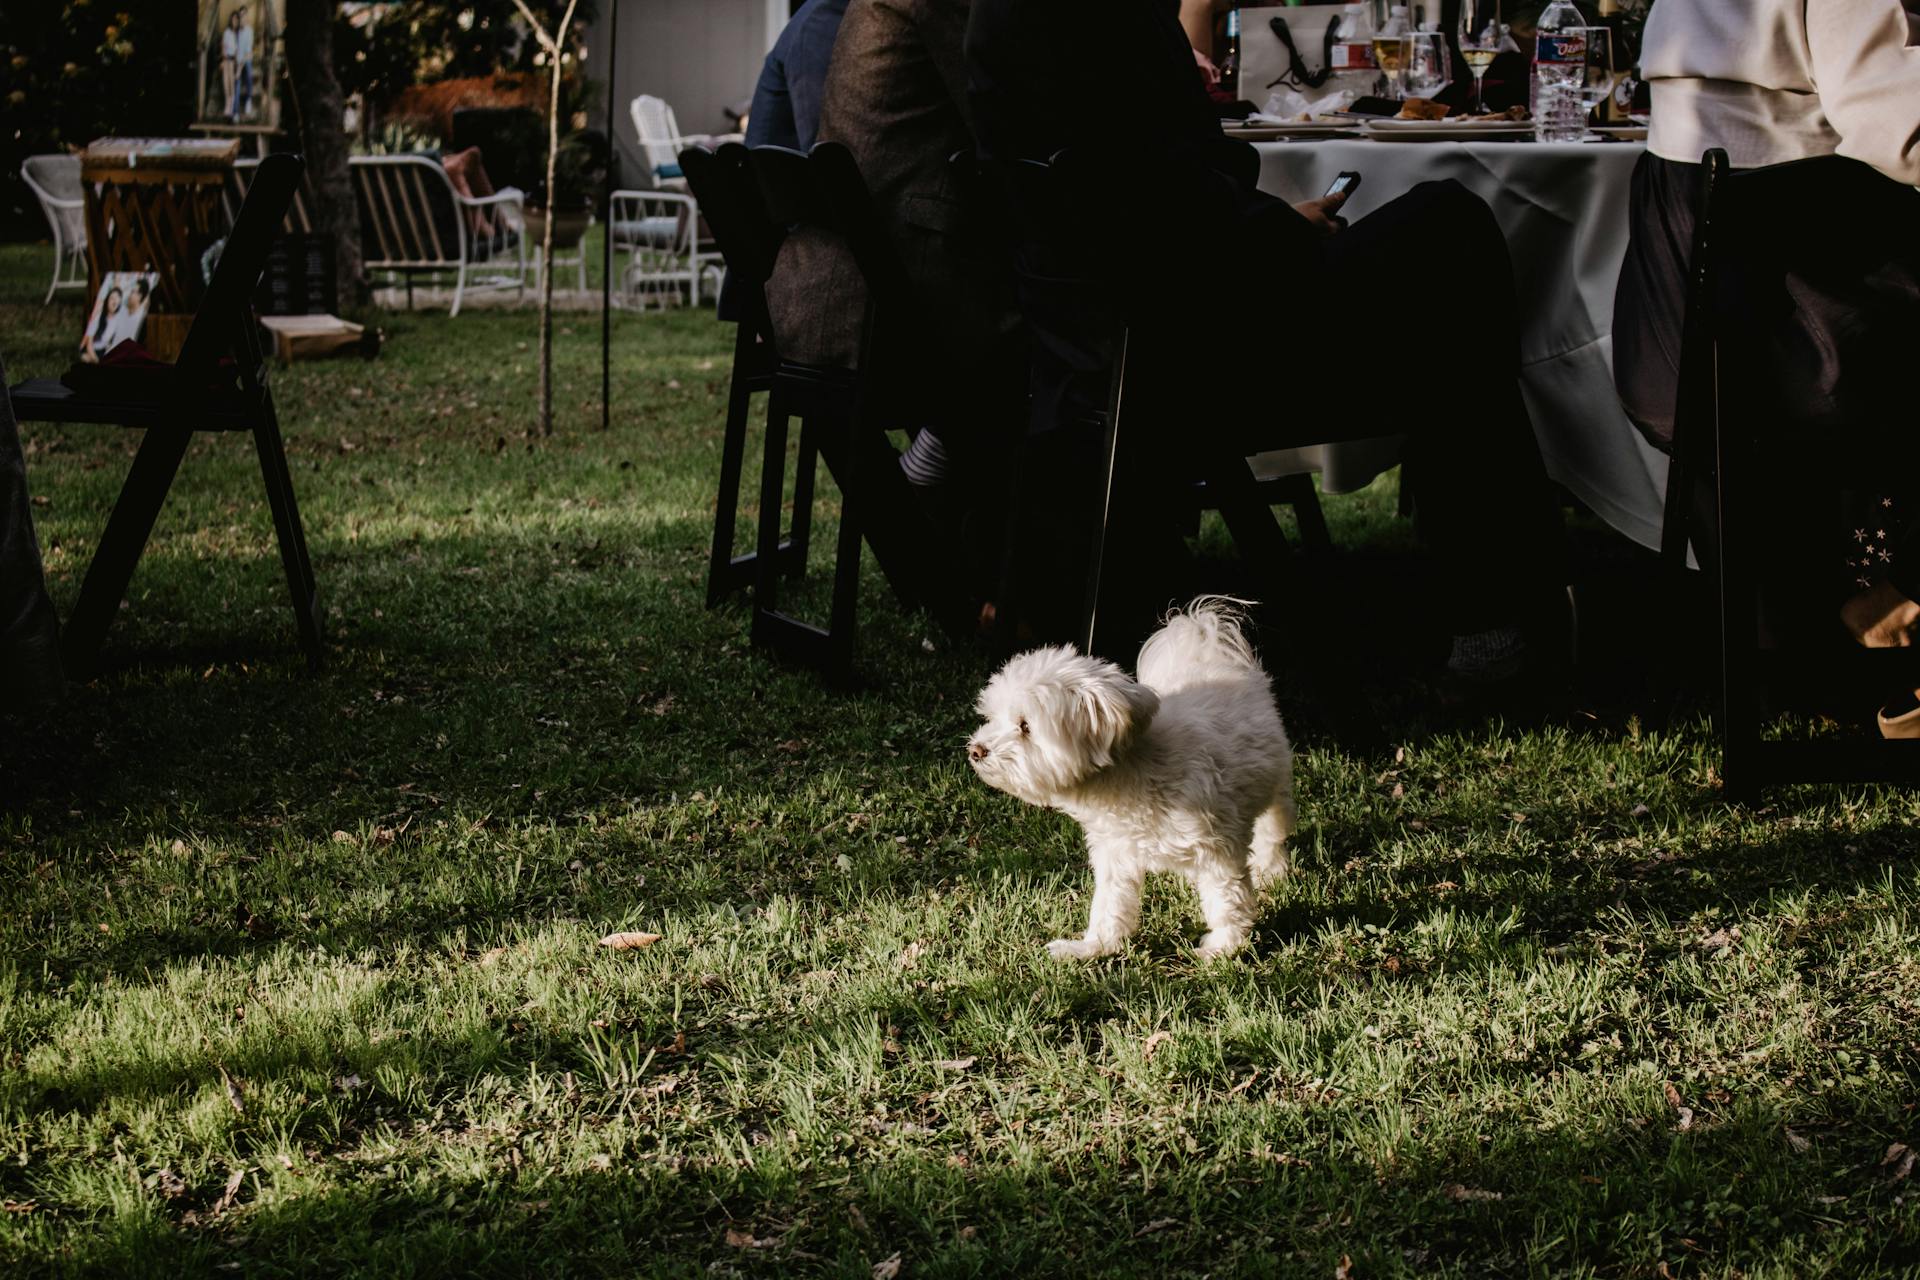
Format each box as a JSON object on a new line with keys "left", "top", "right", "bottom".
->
{"left": 1293, "top": 171, "right": 1361, "bottom": 236}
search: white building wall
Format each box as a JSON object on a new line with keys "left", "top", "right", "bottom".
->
{"left": 586, "top": 0, "right": 790, "bottom": 187}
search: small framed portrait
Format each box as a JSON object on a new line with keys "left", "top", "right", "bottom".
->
{"left": 196, "top": 0, "right": 287, "bottom": 131}
{"left": 80, "top": 272, "right": 161, "bottom": 364}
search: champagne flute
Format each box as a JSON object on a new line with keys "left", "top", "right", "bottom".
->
{"left": 1372, "top": 32, "right": 1410, "bottom": 99}
{"left": 1456, "top": 2, "right": 1503, "bottom": 116}
{"left": 1402, "top": 31, "right": 1450, "bottom": 103}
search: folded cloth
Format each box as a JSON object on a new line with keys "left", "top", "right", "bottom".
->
{"left": 60, "top": 340, "right": 239, "bottom": 399}
{"left": 0, "top": 355, "right": 64, "bottom": 715}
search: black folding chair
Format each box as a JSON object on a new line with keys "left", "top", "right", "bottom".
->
{"left": 1662, "top": 148, "right": 1920, "bottom": 797}
{"left": 679, "top": 144, "right": 812, "bottom": 608}
{"left": 681, "top": 142, "right": 963, "bottom": 682}
{"left": 7, "top": 152, "right": 323, "bottom": 675}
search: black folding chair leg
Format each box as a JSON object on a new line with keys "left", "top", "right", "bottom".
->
{"left": 1715, "top": 376, "right": 1762, "bottom": 800}
{"left": 825, "top": 418, "right": 862, "bottom": 683}
{"left": 751, "top": 392, "right": 793, "bottom": 634}
{"left": 790, "top": 418, "right": 817, "bottom": 578}
{"left": 706, "top": 344, "right": 756, "bottom": 607}
{"left": 61, "top": 427, "right": 193, "bottom": 675}
{"left": 252, "top": 415, "right": 325, "bottom": 671}
{"left": 1081, "top": 333, "right": 1128, "bottom": 660}
{"left": 1274, "top": 473, "right": 1333, "bottom": 556}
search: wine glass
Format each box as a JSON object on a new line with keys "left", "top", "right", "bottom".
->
{"left": 1371, "top": 32, "right": 1410, "bottom": 99}
{"left": 1402, "top": 31, "right": 1450, "bottom": 102}
{"left": 1575, "top": 26, "right": 1615, "bottom": 136}
{"left": 1456, "top": 2, "right": 1504, "bottom": 116}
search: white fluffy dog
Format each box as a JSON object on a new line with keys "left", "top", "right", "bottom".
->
{"left": 967, "top": 598, "right": 1295, "bottom": 960}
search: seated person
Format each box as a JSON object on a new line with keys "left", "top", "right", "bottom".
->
{"left": 764, "top": 0, "right": 1027, "bottom": 598}
{"left": 1613, "top": 0, "right": 1920, "bottom": 727}
{"left": 966, "top": 0, "right": 1569, "bottom": 690}
{"left": 746, "top": 0, "right": 850, "bottom": 152}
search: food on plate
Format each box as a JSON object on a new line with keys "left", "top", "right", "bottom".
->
{"left": 1395, "top": 98, "right": 1451, "bottom": 121}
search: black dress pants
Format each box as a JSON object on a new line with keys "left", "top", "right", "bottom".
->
{"left": 1123, "top": 177, "right": 1569, "bottom": 635}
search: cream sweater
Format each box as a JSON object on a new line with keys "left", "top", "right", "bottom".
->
{"left": 1641, "top": 0, "right": 1920, "bottom": 184}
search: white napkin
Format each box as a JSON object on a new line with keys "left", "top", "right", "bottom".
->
{"left": 1258, "top": 87, "right": 1359, "bottom": 122}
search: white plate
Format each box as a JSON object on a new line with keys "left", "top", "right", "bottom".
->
{"left": 1224, "top": 121, "right": 1363, "bottom": 140}
{"left": 1589, "top": 125, "right": 1649, "bottom": 141}
{"left": 1361, "top": 117, "right": 1536, "bottom": 142}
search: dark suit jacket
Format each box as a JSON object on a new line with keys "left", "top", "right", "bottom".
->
{"left": 746, "top": 0, "right": 849, "bottom": 152}
{"left": 766, "top": 0, "right": 1016, "bottom": 376}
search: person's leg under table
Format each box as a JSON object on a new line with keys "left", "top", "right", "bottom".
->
{"left": 1237, "top": 179, "right": 1572, "bottom": 674}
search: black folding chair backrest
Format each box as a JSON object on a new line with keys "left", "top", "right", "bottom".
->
{"left": 1660, "top": 148, "right": 1728, "bottom": 570}
{"left": 176, "top": 151, "right": 304, "bottom": 385}
{"left": 680, "top": 143, "right": 783, "bottom": 341}
{"left": 746, "top": 142, "right": 914, "bottom": 340}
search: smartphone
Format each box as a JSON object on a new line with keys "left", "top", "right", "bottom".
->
{"left": 1325, "top": 171, "right": 1362, "bottom": 200}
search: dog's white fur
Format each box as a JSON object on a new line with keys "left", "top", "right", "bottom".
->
{"left": 968, "top": 598, "right": 1294, "bottom": 960}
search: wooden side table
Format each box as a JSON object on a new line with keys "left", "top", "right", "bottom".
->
{"left": 80, "top": 137, "right": 240, "bottom": 361}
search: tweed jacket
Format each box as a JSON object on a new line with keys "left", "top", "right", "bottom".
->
{"left": 766, "top": 0, "right": 1014, "bottom": 372}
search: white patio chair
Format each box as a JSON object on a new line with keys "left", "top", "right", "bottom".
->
{"left": 609, "top": 189, "right": 725, "bottom": 309}
{"left": 629, "top": 95, "right": 702, "bottom": 193}
{"left": 22, "top": 155, "right": 87, "bottom": 305}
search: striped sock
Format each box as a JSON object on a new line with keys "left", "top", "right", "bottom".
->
{"left": 899, "top": 429, "right": 951, "bottom": 488}
{"left": 1447, "top": 627, "right": 1526, "bottom": 684}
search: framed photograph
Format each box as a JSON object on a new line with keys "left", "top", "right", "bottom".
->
{"left": 79, "top": 272, "right": 161, "bottom": 364}
{"left": 195, "top": 0, "right": 287, "bottom": 131}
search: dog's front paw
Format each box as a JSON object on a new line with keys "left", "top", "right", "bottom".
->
{"left": 1192, "top": 929, "right": 1250, "bottom": 961}
{"left": 1047, "top": 936, "right": 1114, "bottom": 961}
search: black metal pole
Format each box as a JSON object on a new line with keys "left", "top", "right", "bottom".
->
{"left": 601, "top": 0, "right": 617, "bottom": 430}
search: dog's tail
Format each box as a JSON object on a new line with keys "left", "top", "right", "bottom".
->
{"left": 1135, "top": 596, "right": 1263, "bottom": 694}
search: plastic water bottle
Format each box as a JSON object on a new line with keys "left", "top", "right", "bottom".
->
{"left": 1531, "top": 0, "right": 1588, "bottom": 142}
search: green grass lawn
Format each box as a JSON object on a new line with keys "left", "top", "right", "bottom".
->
{"left": 1, "top": 240, "right": 1916, "bottom": 1279}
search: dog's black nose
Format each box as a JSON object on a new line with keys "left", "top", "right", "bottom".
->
{"left": 968, "top": 741, "right": 988, "bottom": 762}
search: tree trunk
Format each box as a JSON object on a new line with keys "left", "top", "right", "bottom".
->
{"left": 286, "top": 0, "right": 366, "bottom": 313}
{"left": 512, "top": 0, "right": 578, "bottom": 436}
{"left": 538, "top": 57, "right": 560, "bottom": 434}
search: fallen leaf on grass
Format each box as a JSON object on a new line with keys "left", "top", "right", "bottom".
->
{"left": 897, "top": 940, "right": 927, "bottom": 969}
{"left": 1698, "top": 925, "right": 1742, "bottom": 951}
{"left": 330, "top": 830, "right": 355, "bottom": 844}
{"left": 213, "top": 1168, "right": 247, "bottom": 1214}
{"left": 218, "top": 1066, "right": 246, "bottom": 1118}
{"left": 725, "top": 1227, "right": 779, "bottom": 1250}
{"left": 1133, "top": 1218, "right": 1178, "bottom": 1238}
{"left": 1884, "top": 1142, "right": 1915, "bottom": 1180}
{"left": 1785, "top": 1129, "right": 1811, "bottom": 1154}
{"left": 931, "top": 1057, "right": 976, "bottom": 1071}
{"left": 1334, "top": 1254, "right": 1354, "bottom": 1280}
{"left": 598, "top": 931, "right": 662, "bottom": 950}
{"left": 1442, "top": 1184, "right": 1502, "bottom": 1202}
{"left": 2, "top": 1201, "right": 36, "bottom": 1214}
{"left": 1662, "top": 1082, "right": 1695, "bottom": 1131}
{"left": 1142, "top": 1031, "right": 1172, "bottom": 1060}
{"left": 154, "top": 1168, "right": 188, "bottom": 1199}
{"left": 872, "top": 1253, "right": 903, "bottom": 1279}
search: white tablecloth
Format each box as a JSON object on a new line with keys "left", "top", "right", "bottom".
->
{"left": 1246, "top": 138, "right": 1672, "bottom": 550}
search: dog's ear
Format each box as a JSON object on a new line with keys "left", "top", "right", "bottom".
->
{"left": 1075, "top": 666, "right": 1159, "bottom": 768}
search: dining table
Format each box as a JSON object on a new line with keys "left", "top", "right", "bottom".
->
{"left": 1241, "top": 132, "right": 1673, "bottom": 553}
